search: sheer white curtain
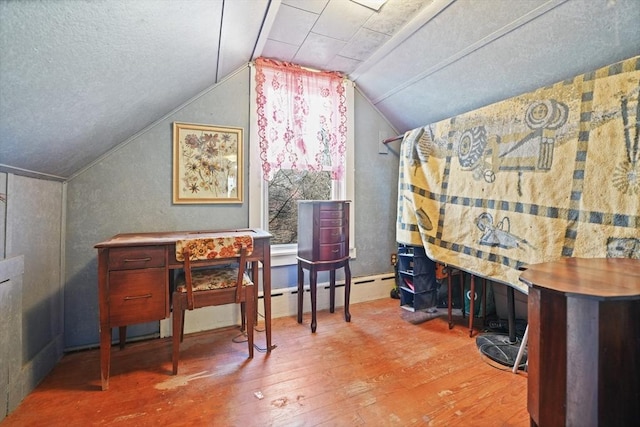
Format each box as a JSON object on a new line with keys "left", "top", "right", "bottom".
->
{"left": 254, "top": 57, "right": 347, "bottom": 180}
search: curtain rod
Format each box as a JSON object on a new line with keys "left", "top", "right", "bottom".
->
{"left": 382, "top": 134, "right": 404, "bottom": 144}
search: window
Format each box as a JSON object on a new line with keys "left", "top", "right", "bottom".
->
{"left": 249, "top": 60, "right": 355, "bottom": 266}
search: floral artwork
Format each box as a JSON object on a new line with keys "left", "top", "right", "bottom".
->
{"left": 173, "top": 122, "right": 243, "bottom": 203}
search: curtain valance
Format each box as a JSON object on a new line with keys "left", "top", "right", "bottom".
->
{"left": 254, "top": 57, "right": 347, "bottom": 180}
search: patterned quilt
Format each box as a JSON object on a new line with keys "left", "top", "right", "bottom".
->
{"left": 397, "top": 56, "right": 640, "bottom": 294}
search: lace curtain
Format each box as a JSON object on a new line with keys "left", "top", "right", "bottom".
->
{"left": 254, "top": 57, "right": 347, "bottom": 180}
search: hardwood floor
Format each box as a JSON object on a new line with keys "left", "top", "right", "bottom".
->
{"left": 3, "top": 298, "right": 528, "bottom": 426}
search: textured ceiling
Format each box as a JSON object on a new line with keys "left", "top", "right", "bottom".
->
{"left": 0, "top": 0, "right": 639, "bottom": 179}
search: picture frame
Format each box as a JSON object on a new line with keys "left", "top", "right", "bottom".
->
{"left": 173, "top": 122, "right": 243, "bottom": 204}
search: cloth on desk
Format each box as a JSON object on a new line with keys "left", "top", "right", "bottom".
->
{"left": 397, "top": 56, "right": 640, "bottom": 294}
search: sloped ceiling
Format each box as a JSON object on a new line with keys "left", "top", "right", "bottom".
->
{"left": 1, "top": 0, "right": 638, "bottom": 179}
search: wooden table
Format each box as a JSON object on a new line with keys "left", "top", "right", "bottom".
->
{"left": 519, "top": 257, "right": 640, "bottom": 427}
{"left": 95, "top": 228, "right": 273, "bottom": 390}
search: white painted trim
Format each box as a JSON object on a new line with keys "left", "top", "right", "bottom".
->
{"left": 159, "top": 272, "right": 395, "bottom": 337}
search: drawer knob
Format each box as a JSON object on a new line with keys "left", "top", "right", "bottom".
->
{"left": 123, "top": 294, "right": 152, "bottom": 300}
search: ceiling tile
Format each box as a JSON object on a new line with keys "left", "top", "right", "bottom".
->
{"left": 340, "top": 27, "right": 390, "bottom": 61}
{"left": 312, "top": 0, "right": 374, "bottom": 41}
{"left": 268, "top": 4, "right": 319, "bottom": 46}
{"left": 364, "top": 0, "right": 433, "bottom": 35}
{"left": 282, "top": 0, "right": 329, "bottom": 14}
{"left": 294, "top": 32, "right": 346, "bottom": 69}
{"left": 328, "top": 55, "right": 362, "bottom": 74}
{"left": 262, "top": 39, "right": 299, "bottom": 62}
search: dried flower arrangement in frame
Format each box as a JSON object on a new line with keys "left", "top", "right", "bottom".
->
{"left": 173, "top": 122, "right": 243, "bottom": 204}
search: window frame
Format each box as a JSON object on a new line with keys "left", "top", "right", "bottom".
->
{"left": 248, "top": 64, "right": 356, "bottom": 267}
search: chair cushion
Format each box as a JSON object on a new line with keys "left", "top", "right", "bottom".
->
{"left": 175, "top": 267, "right": 253, "bottom": 292}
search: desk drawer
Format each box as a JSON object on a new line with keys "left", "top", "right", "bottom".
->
{"left": 318, "top": 242, "right": 347, "bottom": 260}
{"left": 109, "top": 247, "right": 165, "bottom": 270}
{"left": 108, "top": 268, "right": 168, "bottom": 325}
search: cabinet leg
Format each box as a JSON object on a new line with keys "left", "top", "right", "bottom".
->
{"left": 344, "top": 261, "right": 351, "bottom": 323}
{"left": 310, "top": 268, "right": 317, "bottom": 333}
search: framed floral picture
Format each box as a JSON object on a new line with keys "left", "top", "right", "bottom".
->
{"left": 173, "top": 122, "right": 243, "bottom": 204}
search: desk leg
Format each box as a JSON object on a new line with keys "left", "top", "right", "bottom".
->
{"left": 310, "top": 266, "right": 318, "bottom": 333}
{"left": 100, "top": 327, "right": 111, "bottom": 391}
{"left": 250, "top": 260, "right": 259, "bottom": 328}
{"left": 344, "top": 260, "right": 351, "bottom": 322}
{"left": 262, "top": 243, "right": 273, "bottom": 352}
{"left": 118, "top": 326, "right": 126, "bottom": 349}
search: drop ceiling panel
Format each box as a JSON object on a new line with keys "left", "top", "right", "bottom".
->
{"left": 282, "top": 0, "right": 330, "bottom": 14}
{"left": 267, "top": 4, "right": 319, "bottom": 46}
{"left": 262, "top": 39, "right": 300, "bottom": 62}
{"left": 294, "top": 33, "right": 347, "bottom": 68}
{"left": 312, "top": 0, "right": 374, "bottom": 41}
{"left": 340, "top": 27, "right": 390, "bottom": 61}
{"left": 363, "top": 0, "right": 434, "bottom": 35}
{"left": 327, "top": 55, "right": 363, "bottom": 74}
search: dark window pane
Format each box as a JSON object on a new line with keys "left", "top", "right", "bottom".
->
{"left": 268, "top": 169, "right": 331, "bottom": 244}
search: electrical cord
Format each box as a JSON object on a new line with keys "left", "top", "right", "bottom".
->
{"left": 476, "top": 335, "right": 527, "bottom": 372}
{"left": 230, "top": 309, "right": 277, "bottom": 352}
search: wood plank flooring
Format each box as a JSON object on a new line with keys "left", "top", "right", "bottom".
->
{"left": 3, "top": 298, "right": 528, "bottom": 426}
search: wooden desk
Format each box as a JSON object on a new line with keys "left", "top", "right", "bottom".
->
{"left": 519, "top": 258, "right": 640, "bottom": 427}
{"left": 95, "top": 228, "right": 272, "bottom": 391}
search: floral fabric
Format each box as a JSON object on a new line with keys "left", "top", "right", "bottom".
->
{"left": 175, "top": 235, "right": 253, "bottom": 262}
{"left": 175, "top": 267, "right": 252, "bottom": 292}
{"left": 254, "top": 57, "right": 347, "bottom": 181}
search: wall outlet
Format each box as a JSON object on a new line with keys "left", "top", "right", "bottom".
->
{"left": 390, "top": 253, "right": 397, "bottom": 265}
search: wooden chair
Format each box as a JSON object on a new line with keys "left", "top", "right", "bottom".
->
{"left": 172, "top": 235, "right": 255, "bottom": 375}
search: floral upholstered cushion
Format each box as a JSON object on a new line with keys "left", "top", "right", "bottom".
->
{"left": 175, "top": 235, "right": 254, "bottom": 261}
{"left": 175, "top": 267, "right": 252, "bottom": 292}
{"left": 175, "top": 235, "right": 254, "bottom": 292}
